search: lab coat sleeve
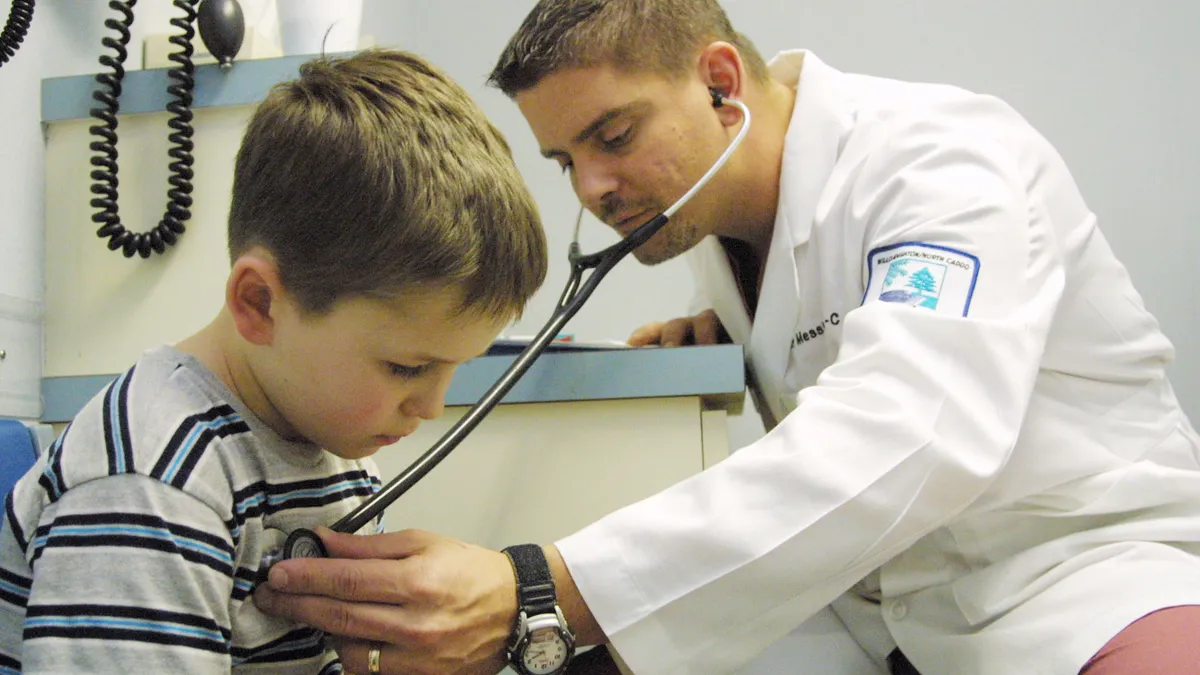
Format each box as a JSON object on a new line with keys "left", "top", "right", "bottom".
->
{"left": 555, "top": 117, "right": 1067, "bottom": 674}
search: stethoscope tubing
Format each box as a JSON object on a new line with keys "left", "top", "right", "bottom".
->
{"left": 272, "top": 95, "right": 750, "bottom": 563}
{"left": 329, "top": 220, "right": 651, "bottom": 535}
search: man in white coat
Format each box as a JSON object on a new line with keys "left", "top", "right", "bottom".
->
{"left": 253, "top": 1, "right": 1200, "bottom": 673}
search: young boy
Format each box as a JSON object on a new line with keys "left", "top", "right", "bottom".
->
{"left": 0, "top": 49, "right": 547, "bottom": 673}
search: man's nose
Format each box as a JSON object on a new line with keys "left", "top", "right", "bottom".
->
{"left": 572, "top": 160, "right": 620, "bottom": 217}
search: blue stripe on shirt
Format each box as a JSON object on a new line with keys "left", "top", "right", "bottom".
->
{"left": 318, "top": 659, "right": 344, "bottom": 675}
{"left": 152, "top": 406, "right": 251, "bottom": 489}
{"left": 0, "top": 566, "right": 31, "bottom": 608}
{"left": 231, "top": 626, "right": 325, "bottom": 665}
{"left": 103, "top": 367, "right": 136, "bottom": 476}
{"left": 24, "top": 603, "right": 230, "bottom": 654}
{"left": 37, "top": 427, "right": 70, "bottom": 503}
{"left": 267, "top": 477, "right": 377, "bottom": 506}
{"left": 229, "top": 471, "right": 378, "bottom": 536}
{"left": 30, "top": 512, "right": 234, "bottom": 575}
{"left": 4, "top": 493, "right": 27, "bottom": 555}
{"left": 231, "top": 567, "right": 257, "bottom": 602}
{"left": 152, "top": 401, "right": 250, "bottom": 485}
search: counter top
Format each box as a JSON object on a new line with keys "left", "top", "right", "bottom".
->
{"left": 41, "top": 344, "right": 746, "bottom": 422}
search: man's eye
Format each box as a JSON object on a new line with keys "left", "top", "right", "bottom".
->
{"left": 559, "top": 159, "right": 574, "bottom": 175}
{"left": 601, "top": 126, "right": 633, "bottom": 150}
{"left": 389, "top": 362, "right": 429, "bottom": 378}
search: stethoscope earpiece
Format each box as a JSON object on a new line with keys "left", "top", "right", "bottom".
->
{"left": 709, "top": 87, "right": 725, "bottom": 107}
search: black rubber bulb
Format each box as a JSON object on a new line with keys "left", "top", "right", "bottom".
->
{"left": 197, "top": 0, "right": 245, "bottom": 68}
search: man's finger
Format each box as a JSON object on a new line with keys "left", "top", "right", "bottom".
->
{"left": 316, "top": 527, "right": 435, "bottom": 560}
{"left": 334, "top": 637, "right": 509, "bottom": 675}
{"left": 692, "top": 311, "right": 720, "bottom": 345}
{"left": 252, "top": 588, "right": 410, "bottom": 643}
{"left": 627, "top": 322, "right": 664, "bottom": 346}
{"left": 264, "top": 557, "right": 412, "bottom": 603}
{"left": 660, "top": 318, "right": 693, "bottom": 347}
{"left": 333, "top": 638, "right": 397, "bottom": 675}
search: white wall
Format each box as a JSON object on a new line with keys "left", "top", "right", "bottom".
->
{"left": 0, "top": 0, "right": 279, "bottom": 416}
{"left": 361, "top": 0, "right": 1199, "bottom": 424}
{"left": 0, "top": 1, "right": 208, "bottom": 417}
{"left": 0, "top": 2, "right": 51, "bottom": 418}
{"left": 9, "top": 2, "right": 1196, "bottom": 422}
{"left": 0, "top": 7, "right": 43, "bottom": 417}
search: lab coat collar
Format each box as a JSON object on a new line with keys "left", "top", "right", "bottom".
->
{"left": 744, "top": 50, "right": 854, "bottom": 425}
{"left": 768, "top": 49, "right": 854, "bottom": 248}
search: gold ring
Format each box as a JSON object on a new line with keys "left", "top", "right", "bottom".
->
{"left": 367, "top": 643, "right": 382, "bottom": 674}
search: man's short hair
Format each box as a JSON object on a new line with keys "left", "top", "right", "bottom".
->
{"left": 488, "top": 0, "right": 770, "bottom": 97}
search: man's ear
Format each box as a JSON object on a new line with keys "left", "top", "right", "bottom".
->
{"left": 227, "top": 251, "right": 286, "bottom": 346}
{"left": 697, "top": 41, "right": 746, "bottom": 126}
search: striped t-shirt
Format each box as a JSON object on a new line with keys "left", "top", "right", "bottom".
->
{"left": 0, "top": 346, "right": 382, "bottom": 674}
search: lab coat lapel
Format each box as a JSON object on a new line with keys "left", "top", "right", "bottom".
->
{"left": 689, "top": 237, "right": 753, "bottom": 345}
{"left": 747, "top": 52, "right": 848, "bottom": 426}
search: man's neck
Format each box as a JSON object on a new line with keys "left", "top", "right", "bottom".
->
{"left": 716, "top": 77, "right": 798, "bottom": 266}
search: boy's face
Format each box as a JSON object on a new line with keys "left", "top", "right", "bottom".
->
{"left": 258, "top": 286, "right": 508, "bottom": 460}
{"left": 516, "top": 64, "right": 734, "bottom": 265}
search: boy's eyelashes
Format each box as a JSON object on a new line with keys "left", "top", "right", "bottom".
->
{"left": 387, "top": 362, "right": 432, "bottom": 378}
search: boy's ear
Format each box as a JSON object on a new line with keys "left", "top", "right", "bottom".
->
{"left": 227, "top": 252, "right": 285, "bottom": 346}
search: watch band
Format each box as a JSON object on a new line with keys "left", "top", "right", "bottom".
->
{"left": 503, "top": 543, "right": 558, "bottom": 618}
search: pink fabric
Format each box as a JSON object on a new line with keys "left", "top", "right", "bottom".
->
{"left": 1080, "top": 605, "right": 1200, "bottom": 674}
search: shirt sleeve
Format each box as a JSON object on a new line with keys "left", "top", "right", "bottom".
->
{"left": 21, "top": 473, "right": 236, "bottom": 674}
{"left": 556, "top": 118, "right": 1067, "bottom": 673}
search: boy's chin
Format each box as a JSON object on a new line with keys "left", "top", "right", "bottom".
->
{"left": 326, "top": 443, "right": 386, "bottom": 461}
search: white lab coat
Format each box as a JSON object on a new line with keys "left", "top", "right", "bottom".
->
{"left": 556, "top": 51, "right": 1200, "bottom": 675}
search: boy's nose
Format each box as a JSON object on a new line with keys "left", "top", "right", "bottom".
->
{"left": 401, "top": 372, "right": 451, "bottom": 421}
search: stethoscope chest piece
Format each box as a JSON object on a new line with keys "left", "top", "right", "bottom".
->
{"left": 282, "top": 528, "right": 327, "bottom": 559}
{"left": 259, "top": 527, "right": 327, "bottom": 580}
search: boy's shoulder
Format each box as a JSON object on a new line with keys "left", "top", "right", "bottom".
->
{"left": 46, "top": 346, "right": 261, "bottom": 510}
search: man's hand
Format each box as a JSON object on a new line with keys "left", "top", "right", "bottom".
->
{"left": 627, "top": 309, "right": 726, "bottom": 347}
{"left": 253, "top": 528, "right": 515, "bottom": 675}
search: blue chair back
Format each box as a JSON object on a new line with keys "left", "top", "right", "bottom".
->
{"left": 0, "top": 420, "right": 39, "bottom": 499}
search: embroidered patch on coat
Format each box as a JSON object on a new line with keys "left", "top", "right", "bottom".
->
{"left": 863, "top": 242, "right": 979, "bottom": 316}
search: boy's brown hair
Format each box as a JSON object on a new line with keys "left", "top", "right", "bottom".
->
{"left": 488, "top": 0, "right": 770, "bottom": 97}
{"left": 229, "top": 48, "right": 547, "bottom": 319}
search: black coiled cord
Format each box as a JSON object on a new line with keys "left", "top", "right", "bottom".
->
{"left": 89, "top": 0, "right": 198, "bottom": 259}
{"left": 0, "top": 0, "right": 35, "bottom": 68}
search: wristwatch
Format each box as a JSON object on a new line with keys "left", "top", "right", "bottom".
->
{"left": 503, "top": 544, "right": 576, "bottom": 675}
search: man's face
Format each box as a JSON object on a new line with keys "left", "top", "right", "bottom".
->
{"left": 516, "top": 65, "right": 733, "bottom": 265}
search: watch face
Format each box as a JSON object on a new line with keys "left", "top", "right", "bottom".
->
{"left": 521, "top": 629, "right": 569, "bottom": 675}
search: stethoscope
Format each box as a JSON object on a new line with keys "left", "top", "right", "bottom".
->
{"left": 261, "top": 89, "right": 751, "bottom": 568}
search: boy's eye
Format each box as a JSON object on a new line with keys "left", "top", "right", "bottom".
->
{"left": 558, "top": 158, "right": 573, "bottom": 175}
{"left": 388, "top": 362, "right": 430, "bottom": 378}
